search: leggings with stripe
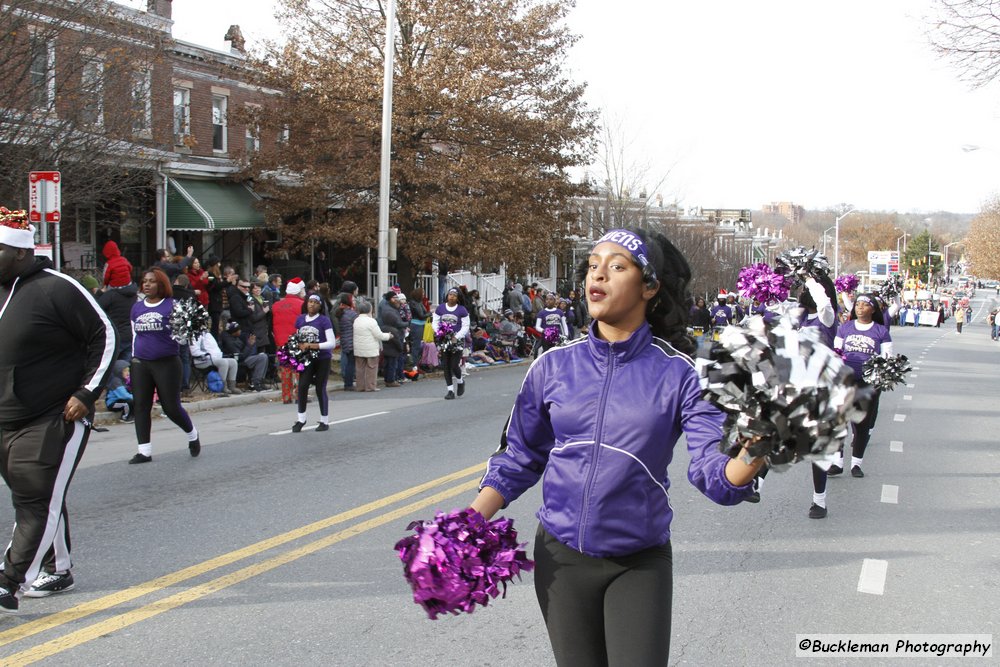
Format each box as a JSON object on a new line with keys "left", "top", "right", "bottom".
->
{"left": 297, "top": 358, "right": 331, "bottom": 416}
{"left": 0, "top": 414, "right": 89, "bottom": 593}
{"left": 533, "top": 525, "right": 673, "bottom": 666}
{"left": 131, "top": 356, "right": 194, "bottom": 444}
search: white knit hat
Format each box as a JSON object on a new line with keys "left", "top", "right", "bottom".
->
{"left": 0, "top": 208, "right": 34, "bottom": 249}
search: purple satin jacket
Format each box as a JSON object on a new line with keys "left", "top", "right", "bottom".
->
{"left": 480, "top": 321, "right": 752, "bottom": 558}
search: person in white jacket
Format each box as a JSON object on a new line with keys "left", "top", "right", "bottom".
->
{"left": 189, "top": 331, "right": 237, "bottom": 395}
{"left": 352, "top": 299, "right": 391, "bottom": 392}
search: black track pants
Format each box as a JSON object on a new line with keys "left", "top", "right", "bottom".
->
{"left": 533, "top": 526, "right": 673, "bottom": 666}
{"left": 0, "top": 414, "right": 89, "bottom": 593}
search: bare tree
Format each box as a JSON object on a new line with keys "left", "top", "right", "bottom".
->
{"left": 927, "top": 0, "right": 1000, "bottom": 88}
{"left": 0, "top": 1, "right": 162, "bottom": 211}
{"left": 592, "top": 111, "right": 677, "bottom": 230}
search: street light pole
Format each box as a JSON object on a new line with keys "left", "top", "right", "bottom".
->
{"left": 943, "top": 241, "right": 961, "bottom": 280}
{"left": 895, "top": 232, "right": 909, "bottom": 255}
{"left": 376, "top": 0, "right": 397, "bottom": 299}
{"left": 834, "top": 208, "right": 857, "bottom": 277}
{"left": 822, "top": 225, "right": 835, "bottom": 256}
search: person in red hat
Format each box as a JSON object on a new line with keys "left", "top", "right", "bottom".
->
{"left": 272, "top": 277, "right": 305, "bottom": 403}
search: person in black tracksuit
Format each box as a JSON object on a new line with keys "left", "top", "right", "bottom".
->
{"left": 0, "top": 226, "right": 116, "bottom": 612}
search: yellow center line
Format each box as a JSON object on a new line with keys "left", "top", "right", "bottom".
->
{"left": 0, "top": 463, "right": 485, "bottom": 649}
{"left": 4, "top": 478, "right": 480, "bottom": 666}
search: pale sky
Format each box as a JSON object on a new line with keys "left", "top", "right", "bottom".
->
{"left": 125, "top": 0, "right": 1000, "bottom": 214}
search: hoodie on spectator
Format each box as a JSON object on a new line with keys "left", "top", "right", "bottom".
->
{"left": 102, "top": 240, "right": 133, "bottom": 288}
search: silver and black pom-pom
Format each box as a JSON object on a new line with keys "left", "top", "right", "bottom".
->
{"left": 696, "top": 314, "right": 873, "bottom": 469}
{"left": 862, "top": 354, "right": 911, "bottom": 392}
{"left": 877, "top": 275, "right": 904, "bottom": 300}
{"left": 169, "top": 299, "right": 211, "bottom": 344}
{"left": 774, "top": 246, "right": 831, "bottom": 289}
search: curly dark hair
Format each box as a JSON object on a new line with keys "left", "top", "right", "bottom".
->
{"left": 575, "top": 228, "right": 695, "bottom": 355}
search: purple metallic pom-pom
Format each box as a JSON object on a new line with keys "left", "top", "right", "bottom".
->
{"left": 277, "top": 332, "right": 319, "bottom": 370}
{"left": 737, "top": 263, "right": 790, "bottom": 305}
{"left": 395, "top": 508, "right": 534, "bottom": 620}
{"left": 835, "top": 274, "right": 859, "bottom": 293}
{"left": 543, "top": 326, "right": 561, "bottom": 344}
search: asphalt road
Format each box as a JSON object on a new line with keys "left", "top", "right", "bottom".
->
{"left": 0, "top": 300, "right": 996, "bottom": 666}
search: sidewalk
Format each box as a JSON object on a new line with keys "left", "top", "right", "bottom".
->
{"left": 93, "top": 358, "right": 526, "bottom": 426}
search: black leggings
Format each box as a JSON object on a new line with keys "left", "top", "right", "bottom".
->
{"left": 533, "top": 525, "right": 672, "bottom": 666}
{"left": 297, "top": 358, "right": 331, "bottom": 416}
{"left": 839, "top": 389, "right": 880, "bottom": 459}
{"left": 441, "top": 350, "right": 462, "bottom": 387}
{"left": 812, "top": 462, "right": 827, "bottom": 494}
{"left": 131, "top": 356, "right": 194, "bottom": 444}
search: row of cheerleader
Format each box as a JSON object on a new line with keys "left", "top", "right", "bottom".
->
{"left": 708, "top": 251, "right": 909, "bottom": 519}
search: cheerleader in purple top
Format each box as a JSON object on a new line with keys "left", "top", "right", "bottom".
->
{"left": 433, "top": 288, "right": 470, "bottom": 400}
{"left": 534, "top": 293, "right": 567, "bottom": 355}
{"left": 291, "top": 294, "right": 336, "bottom": 433}
{"left": 128, "top": 269, "right": 200, "bottom": 463}
{"left": 831, "top": 293, "right": 893, "bottom": 478}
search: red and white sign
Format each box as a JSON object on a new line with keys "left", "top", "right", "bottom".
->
{"left": 28, "top": 171, "right": 61, "bottom": 223}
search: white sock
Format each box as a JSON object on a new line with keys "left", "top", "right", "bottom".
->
{"left": 457, "top": 378, "right": 464, "bottom": 385}
{"left": 138, "top": 443, "right": 152, "bottom": 457}
{"left": 852, "top": 456, "right": 863, "bottom": 469}
{"left": 448, "top": 384, "right": 454, "bottom": 393}
{"left": 833, "top": 453, "right": 844, "bottom": 467}
{"left": 812, "top": 492, "right": 827, "bottom": 508}
{"left": 186, "top": 428, "right": 199, "bottom": 442}
{"left": 320, "top": 415, "right": 329, "bottom": 424}
{"left": 297, "top": 412, "right": 307, "bottom": 423}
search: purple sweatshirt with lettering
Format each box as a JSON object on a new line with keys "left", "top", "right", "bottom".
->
{"left": 131, "top": 298, "right": 178, "bottom": 360}
{"left": 480, "top": 321, "right": 752, "bottom": 558}
{"left": 837, "top": 319, "right": 892, "bottom": 379}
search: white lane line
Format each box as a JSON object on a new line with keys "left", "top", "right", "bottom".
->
{"left": 894, "top": 414, "right": 906, "bottom": 422}
{"left": 881, "top": 485, "right": 899, "bottom": 504}
{"left": 269, "top": 411, "right": 389, "bottom": 435}
{"left": 858, "top": 559, "right": 888, "bottom": 595}
{"left": 890, "top": 441, "right": 903, "bottom": 452}
{"left": 910, "top": 374, "right": 918, "bottom": 378}
{"left": 903, "top": 395, "right": 912, "bottom": 401}
{"left": 906, "top": 384, "right": 915, "bottom": 388}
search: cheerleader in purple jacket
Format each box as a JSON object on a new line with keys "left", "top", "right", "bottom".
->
{"left": 831, "top": 293, "right": 893, "bottom": 478}
{"left": 433, "top": 288, "right": 470, "bottom": 400}
{"left": 469, "top": 228, "right": 764, "bottom": 665}
{"left": 128, "top": 268, "right": 200, "bottom": 463}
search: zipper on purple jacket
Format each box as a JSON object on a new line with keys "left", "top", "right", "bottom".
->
{"left": 578, "top": 344, "right": 615, "bottom": 552}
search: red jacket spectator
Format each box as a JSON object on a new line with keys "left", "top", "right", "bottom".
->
{"left": 272, "top": 278, "right": 305, "bottom": 347}
{"left": 102, "top": 240, "right": 133, "bottom": 287}
{"left": 188, "top": 263, "right": 210, "bottom": 307}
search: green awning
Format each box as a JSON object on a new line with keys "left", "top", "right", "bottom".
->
{"left": 166, "top": 178, "right": 265, "bottom": 231}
